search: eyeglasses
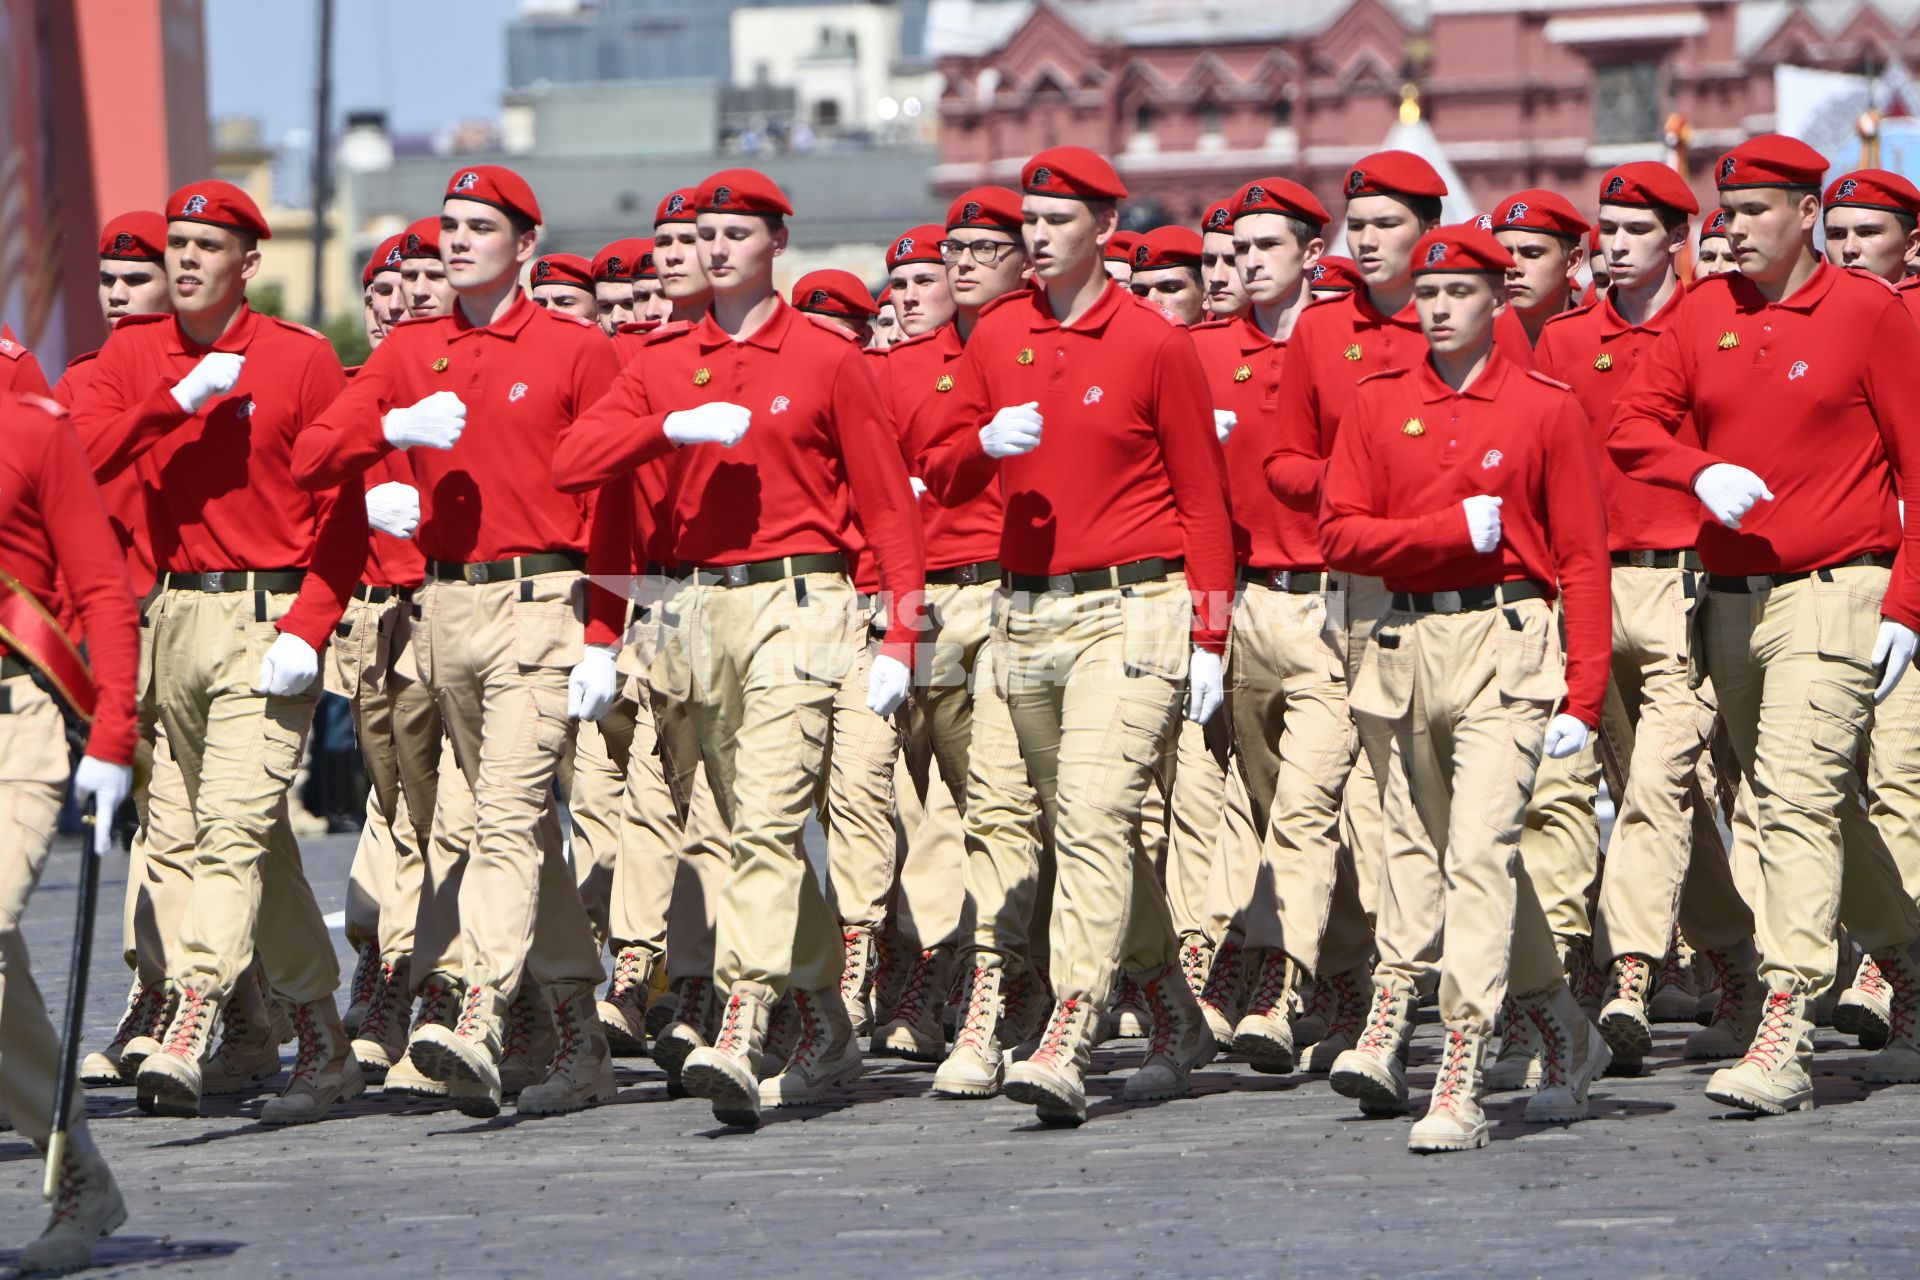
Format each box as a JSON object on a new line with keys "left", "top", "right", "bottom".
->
{"left": 940, "top": 237, "right": 1019, "bottom": 265}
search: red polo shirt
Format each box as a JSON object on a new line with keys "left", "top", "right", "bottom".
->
{"left": 0, "top": 327, "right": 51, "bottom": 398}
{"left": 0, "top": 396, "right": 143, "bottom": 764}
{"left": 1189, "top": 314, "right": 1318, "bottom": 570}
{"left": 881, "top": 320, "right": 1006, "bottom": 573}
{"left": 68, "top": 306, "right": 364, "bottom": 651}
{"left": 551, "top": 298, "right": 926, "bottom": 659}
{"left": 362, "top": 452, "right": 428, "bottom": 590}
{"left": 55, "top": 349, "right": 157, "bottom": 597}
{"left": 1535, "top": 288, "right": 1706, "bottom": 553}
{"left": 1319, "top": 352, "right": 1610, "bottom": 725}
{"left": 1607, "top": 264, "right": 1920, "bottom": 629}
{"left": 916, "top": 281, "right": 1236, "bottom": 653}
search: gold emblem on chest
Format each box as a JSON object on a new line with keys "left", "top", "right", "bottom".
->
{"left": 1016, "top": 348, "right": 1034, "bottom": 366}
{"left": 1593, "top": 352, "right": 1613, "bottom": 372}
{"left": 935, "top": 374, "right": 954, "bottom": 393}
{"left": 1402, "top": 417, "right": 1425, "bottom": 437}
{"left": 693, "top": 368, "right": 711, "bottom": 385}
{"left": 1232, "top": 364, "right": 1252, "bottom": 383}
{"left": 431, "top": 358, "right": 449, "bottom": 373}
{"left": 1343, "top": 343, "right": 1363, "bottom": 362}
{"left": 1716, "top": 331, "right": 1739, "bottom": 351}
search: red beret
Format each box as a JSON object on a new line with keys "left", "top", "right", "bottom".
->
{"left": 656, "top": 187, "right": 700, "bottom": 225}
{"left": 1022, "top": 146, "right": 1128, "bottom": 200}
{"left": 1230, "top": 177, "right": 1330, "bottom": 228}
{"left": 947, "top": 186, "right": 1023, "bottom": 234}
{"left": 1201, "top": 198, "right": 1236, "bottom": 235}
{"left": 696, "top": 168, "right": 794, "bottom": 217}
{"left": 98, "top": 211, "right": 167, "bottom": 261}
{"left": 1824, "top": 168, "right": 1920, "bottom": 215}
{"left": 592, "top": 237, "right": 653, "bottom": 283}
{"left": 363, "top": 232, "right": 406, "bottom": 287}
{"left": 1132, "top": 226, "right": 1203, "bottom": 273}
{"left": 1308, "top": 256, "right": 1364, "bottom": 292}
{"left": 1105, "top": 230, "right": 1142, "bottom": 264}
{"left": 1716, "top": 134, "right": 1827, "bottom": 190}
{"left": 792, "top": 269, "right": 878, "bottom": 321}
{"left": 529, "top": 253, "right": 594, "bottom": 291}
{"left": 1598, "top": 162, "right": 1699, "bottom": 215}
{"left": 1589, "top": 225, "right": 1604, "bottom": 255}
{"left": 1488, "top": 188, "right": 1589, "bottom": 240}
{"left": 878, "top": 285, "right": 894, "bottom": 306}
{"left": 629, "top": 238, "right": 659, "bottom": 280}
{"left": 166, "top": 180, "right": 271, "bottom": 239}
{"left": 1701, "top": 208, "right": 1731, "bottom": 240}
{"left": 886, "top": 224, "right": 947, "bottom": 271}
{"left": 1412, "top": 223, "right": 1515, "bottom": 275}
{"left": 399, "top": 217, "right": 441, "bottom": 261}
{"left": 445, "top": 165, "right": 542, "bottom": 226}
{"left": 1343, "top": 151, "right": 1447, "bottom": 201}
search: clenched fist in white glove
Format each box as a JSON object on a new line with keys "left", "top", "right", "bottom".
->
{"left": 980, "top": 402, "right": 1043, "bottom": 458}
{"left": 170, "top": 352, "right": 245, "bottom": 414}
{"left": 1693, "top": 463, "right": 1773, "bottom": 530}
{"left": 910, "top": 477, "right": 929, "bottom": 501}
{"left": 1186, "top": 647, "right": 1224, "bottom": 724}
{"left": 72, "top": 756, "right": 132, "bottom": 855}
{"left": 255, "top": 632, "right": 319, "bottom": 697}
{"left": 664, "top": 402, "right": 751, "bottom": 448}
{"left": 1213, "top": 409, "right": 1238, "bottom": 443}
{"left": 1872, "top": 620, "right": 1918, "bottom": 704}
{"left": 568, "top": 644, "right": 619, "bottom": 721}
{"left": 383, "top": 390, "right": 467, "bottom": 451}
{"left": 1543, "top": 713, "right": 1590, "bottom": 760}
{"left": 366, "top": 481, "right": 420, "bottom": 539}
{"left": 866, "top": 654, "right": 912, "bottom": 718}
{"left": 1462, "top": 494, "right": 1504, "bottom": 554}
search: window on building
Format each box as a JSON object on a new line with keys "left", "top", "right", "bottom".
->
{"left": 815, "top": 99, "right": 841, "bottom": 128}
{"left": 1136, "top": 102, "right": 1155, "bottom": 134}
{"left": 1591, "top": 61, "right": 1663, "bottom": 144}
{"left": 1129, "top": 100, "right": 1158, "bottom": 154}
{"left": 1198, "top": 100, "right": 1224, "bottom": 153}
{"left": 1272, "top": 98, "right": 1292, "bottom": 129}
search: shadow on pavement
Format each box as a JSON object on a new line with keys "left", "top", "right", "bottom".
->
{"left": 0, "top": 1236, "right": 243, "bottom": 1276}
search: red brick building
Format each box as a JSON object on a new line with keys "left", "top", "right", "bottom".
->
{"left": 931, "top": 0, "right": 1920, "bottom": 224}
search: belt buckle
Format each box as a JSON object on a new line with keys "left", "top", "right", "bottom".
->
{"left": 1049, "top": 573, "right": 1074, "bottom": 594}
{"left": 1631, "top": 551, "right": 1657, "bottom": 568}
{"left": 205, "top": 571, "right": 225, "bottom": 592}
{"left": 1434, "top": 590, "right": 1462, "bottom": 613}
{"left": 1271, "top": 570, "right": 1291, "bottom": 592}
{"left": 724, "top": 564, "right": 750, "bottom": 587}
{"left": 955, "top": 563, "right": 978, "bottom": 585}
{"left": 463, "top": 563, "right": 487, "bottom": 584}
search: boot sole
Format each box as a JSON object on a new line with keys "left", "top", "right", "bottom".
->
{"left": 1833, "top": 1000, "right": 1892, "bottom": 1048}
{"left": 650, "top": 1031, "right": 701, "bottom": 1076}
{"left": 1121, "top": 1071, "right": 1193, "bottom": 1102}
{"left": 680, "top": 1061, "right": 762, "bottom": 1127}
{"left": 931, "top": 1074, "right": 1001, "bottom": 1099}
{"left": 1705, "top": 1077, "right": 1813, "bottom": 1116}
{"left": 602, "top": 1026, "right": 648, "bottom": 1058}
{"left": 384, "top": 1078, "right": 450, "bottom": 1099}
{"left": 1408, "top": 1127, "right": 1490, "bottom": 1153}
{"left": 1683, "top": 1034, "right": 1746, "bottom": 1061}
{"left": 1328, "top": 1061, "right": 1408, "bottom": 1116}
{"left": 21, "top": 1199, "right": 131, "bottom": 1275}
{"left": 874, "top": 1030, "right": 944, "bottom": 1062}
{"left": 260, "top": 1069, "right": 368, "bottom": 1126}
{"left": 518, "top": 1072, "right": 619, "bottom": 1115}
{"left": 1230, "top": 1027, "right": 1296, "bottom": 1074}
{"left": 447, "top": 1079, "right": 504, "bottom": 1119}
{"left": 407, "top": 1036, "right": 488, "bottom": 1089}
{"left": 136, "top": 1068, "right": 202, "bottom": 1118}
{"left": 762, "top": 1059, "right": 863, "bottom": 1107}
{"left": 1003, "top": 1077, "right": 1086, "bottom": 1126}
{"left": 351, "top": 1043, "right": 401, "bottom": 1076}
{"left": 1597, "top": 1007, "right": 1654, "bottom": 1057}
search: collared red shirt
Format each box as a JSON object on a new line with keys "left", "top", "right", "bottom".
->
{"left": 56, "top": 348, "right": 157, "bottom": 597}
{"left": 916, "top": 280, "right": 1236, "bottom": 652}
{"left": 1189, "top": 313, "right": 1317, "bottom": 569}
{"left": 68, "top": 304, "right": 364, "bottom": 651}
{"left": 1319, "top": 351, "right": 1610, "bottom": 724}
{"left": 0, "top": 325, "right": 51, "bottom": 398}
{"left": 1607, "top": 263, "right": 1920, "bottom": 628}
{"left": 1535, "top": 287, "right": 1706, "bottom": 553}
{"left": 878, "top": 320, "right": 1004, "bottom": 572}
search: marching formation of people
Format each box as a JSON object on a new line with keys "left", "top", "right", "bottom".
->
{"left": 7, "top": 126, "right": 1920, "bottom": 1270}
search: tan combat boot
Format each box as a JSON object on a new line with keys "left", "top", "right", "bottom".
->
{"left": 409, "top": 981, "right": 509, "bottom": 1118}
{"left": 760, "top": 991, "right": 800, "bottom": 1079}
{"left": 1835, "top": 955, "right": 1892, "bottom": 1050}
{"left": 1124, "top": 965, "right": 1217, "bottom": 1101}
{"left": 1685, "top": 944, "right": 1765, "bottom": 1060}
{"left": 597, "top": 944, "right": 657, "bottom": 1058}
{"left": 1105, "top": 969, "right": 1151, "bottom": 1041}
{"left": 1005, "top": 996, "right": 1099, "bottom": 1125}
{"left": 1705, "top": 989, "right": 1815, "bottom": 1115}
{"left": 498, "top": 982, "right": 557, "bottom": 1097}
{"left": 1483, "top": 996, "right": 1543, "bottom": 1092}
{"left": 1596, "top": 952, "right": 1656, "bottom": 1071}
{"left": 1301, "top": 965, "right": 1370, "bottom": 1074}
{"left": 1648, "top": 930, "right": 1700, "bottom": 1022}
{"left": 384, "top": 973, "right": 457, "bottom": 1099}
{"left": 840, "top": 927, "right": 878, "bottom": 1037}
{"left": 1292, "top": 973, "right": 1330, "bottom": 1048}
{"left": 1002, "top": 963, "right": 1052, "bottom": 1054}
{"left": 1407, "top": 1028, "right": 1490, "bottom": 1154}
{"left": 654, "top": 975, "right": 716, "bottom": 1098}
{"left": 681, "top": 981, "right": 775, "bottom": 1127}
{"left": 519, "top": 982, "right": 618, "bottom": 1114}
{"left": 201, "top": 969, "right": 282, "bottom": 1096}
{"left": 1329, "top": 983, "right": 1415, "bottom": 1115}
{"left": 934, "top": 957, "right": 1012, "bottom": 1098}
{"left": 135, "top": 983, "right": 222, "bottom": 1117}
{"left": 1863, "top": 947, "right": 1920, "bottom": 1085}
{"left": 1561, "top": 935, "right": 1606, "bottom": 1020}
{"left": 873, "top": 945, "right": 952, "bottom": 1061}
{"left": 1196, "top": 931, "right": 1247, "bottom": 1044}
{"left": 1230, "top": 948, "right": 1299, "bottom": 1074}
{"left": 350, "top": 955, "right": 412, "bottom": 1076}
{"left": 81, "top": 977, "right": 166, "bottom": 1087}
{"left": 1520, "top": 982, "right": 1610, "bottom": 1123}
{"left": 21, "top": 1126, "right": 127, "bottom": 1275}
{"left": 262, "top": 998, "right": 366, "bottom": 1124}
{"left": 763, "top": 986, "right": 864, "bottom": 1108}
{"left": 343, "top": 939, "right": 380, "bottom": 1035}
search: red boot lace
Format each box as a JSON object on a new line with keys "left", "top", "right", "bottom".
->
{"left": 952, "top": 965, "right": 1001, "bottom": 1054}
{"left": 360, "top": 963, "right": 401, "bottom": 1041}
{"left": 499, "top": 995, "right": 535, "bottom": 1061}
{"left": 1200, "top": 939, "right": 1244, "bottom": 1014}
{"left": 1614, "top": 955, "right": 1648, "bottom": 1004}
{"left": 840, "top": 932, "right": 870, "bottom": 1002}
{"left": 1355, "top": 986, "right": 1398, "bottom": 1054}
{"left": 1143, "top": 979, "right": 1179, "bottom": 1062}
{"left": 609, "top": 949, "right": 647, "bottom": 1002}
{"left": 455, "top": 985, "right": 493, "bottom": 1041}
{"left": 1857, "top": 957, "right": 1889, "bottom": 1000}
{"left": 1877, "top": 956, "right": 1915, "bottom": 1045}
{"left": 892, "top": 951, "right": 938, "bottom": 1023}
{"left": 1245, "top": 953, "right": 1291, "bottom": 1020}
{"left": 164, "top": 989, "right": 210, "bottom": 1057}
{"left": 788, "top": 991, "right": 822, "bottom": 1063}
{"left": 1032, "top": 998, "right": 1081, "bottom": 1068}
{"left": 1524, "top": 1002, "right": 1568, "bottom": 1088}
{"left": 1739, "top": 992, "right": 1796, "bottom": 1070}
{"left": 713, "top": 993, "right": 750, "bottom": 1056}
{"left": 675, "top": 978, "right": 711, "bottom": 1033}
{"left": 47, "top": 1158, "right": 81, "bottom": 1227}
{"left": 1324, "top": 971, "right": 1367, "bottom": 1040}
{"left": 111, "top": 984, "right": 158, "bottom": 1051}
{"left": 1430, "top": 1030, "right": 1473, "bottom": 1114}
{"left": 415, "top": 980, "right": 455, "bottom": 1033}
{"left": 550, "top": 997, "right": 582, "bottom": 1071}
{"left": 1704, "top": 951, "right": 1748, "bottom": 1028}
{"left": 287, "top": 1003, "right": 323, "bottom": 1086}
{"left": 1179, "top": 942, "right": 1209, "bottom": 1000}
{"left": 348, "top": 942, "right": 380, "bottom": 1010}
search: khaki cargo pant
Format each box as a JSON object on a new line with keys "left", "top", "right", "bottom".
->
{"left": 0, "top": 675, "right": 82, "bottom": 1143}
{"left": 998, "top": 575, "right": 1186, "bottom": 1007}
{"left": 658, "top": 570, "right": 855, "bottom": 996}
{"left": 1702, "top": 566, "right": 1920, "bottom": 995}
{"left": 1353, "top": 595, "right": 1568, "bottom": 1035}
{"left": 155, "top": 588, "right": 337, "bottom": 1004}
{"left": 822, "top": 614, "right": 904, "bottom": 935}
{"left": 1230, "top": 580, "right": 1371, "bottom": 975}
{"left": 1518, "top": 601, "right": 1602, "bottom": 950}
{"left": 1592, "top": 565, "right": 1753, "bottom": 963}
{"left": 1140, "top": 714, "right": 1256, "bottom": 947}
{"left": 416, "top": 572, "right": 604, "bottom": 997}
{"left": 122, "top": 719, "right": 194, "bottom": 984}
{"left": 1340, "top": 574, "right": 1394, "bottom": 930}
{"left": 1865, "top": 666, "right": 1920, "bottom": 905}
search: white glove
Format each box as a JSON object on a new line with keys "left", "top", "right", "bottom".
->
{"left": 255, "top": 632, "right": 319, "bottom": 696}
{"left": 980, "top": 402, "right": 1043, "bottom": 458}
{"left": 365, "top": 481, "right": 420, "bottom": 539}
{"left": 1872, "top": 620, "right": 1918, "bottom": 704}
{"left": 1213, "top": 409, "right": 1238, "bottom": 443}
{"left": 568, "top": 644, "right": 619, "bottom": 720}
{"left": 865, "top": 654, "right": 911, "bottom": 718}
{"left": 910, "top": 477, "right": 929, "bottom": 501}
{"left": 1186, "top": 648, "right": 1224, "bottom": 724}
{"left": 169, "top": 352, "right": 244, "bottom": 414}
{"left": 382, "top": 390, "right": 467, "bottom": 451}
{"left": 1543, "top": 713, "right": 1590, "bottom": 759}
{"left": 71, "top": 756, "right": 132, "bottom": 856}
{"left": 1462, "top": 494, "right": 1504, "bottom": 554}
{"left": 1693, "top": 463, "right": 1774, "bottom": 530}
{"left": 664, "top": 402, "right": 751, "bottom": 448}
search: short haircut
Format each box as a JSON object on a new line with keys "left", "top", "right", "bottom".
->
{"left": 1406, "top": 194, "right": 1444, "bottom": 228}
{"left": 1282, "top": 213, "right": 1321, "bottom": 247}
{"left": 507, "top": 208, "right": 537, "bottom": 239}
{"left": 1083, "top": 197, "right": 1119, "bottom": 221}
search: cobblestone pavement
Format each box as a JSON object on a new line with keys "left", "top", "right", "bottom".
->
{"left": 6, "top": 832, "right": 1920, "bottom": 1279}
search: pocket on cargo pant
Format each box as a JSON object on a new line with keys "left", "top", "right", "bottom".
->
{"left": 1120, "top": 587, "right": 1190, "bottom": 680}
{"left": 513, "top": 577, "right": 587, "bottom": 669}
{"left": 1349, "top": 617, "right": 1415, "bottom": 721}
{"left": 778, "top": 576, "right": 857, "bottom": 686}
{"left": 1495, "top": 602, "right": 1567, "bottom": 705}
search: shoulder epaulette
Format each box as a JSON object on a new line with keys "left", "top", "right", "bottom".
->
{"left": 1355, "top": 367, "right": 1408, "bottom": 385}
{"left": 1526, "top": 369, "right": 1574, "bottom": 391}
{"left": 63, "top": 349, "right": 101, "bottom": 370}
{"left": 1190, "top": 317, "right": 1236, "bottom": 332}
{"left": 1839, "top": 265, "right": 1900, "bottom": 294}
{"left": 1539, "top": 303, "right": 1596, "bottom": 333}
{"left": 975, "top": 289, "right": 1032, "bottom": 319}
{"left": 269, "top": 316, "right": 330, "bottom": 341}
{"left": 546, "top": 310, "right": 600, "bottom": 328}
